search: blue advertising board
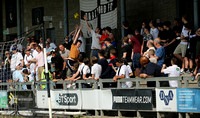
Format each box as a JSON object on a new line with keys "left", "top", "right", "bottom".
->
{"left": 177, "top": 88, "right": 200, "bottom": 112}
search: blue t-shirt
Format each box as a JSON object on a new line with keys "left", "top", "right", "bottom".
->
{"left": 155, "top": 47, "right": 165, "bottom": 67}
{"left": 13, "top": 70, "right": 27, "bottom": 90}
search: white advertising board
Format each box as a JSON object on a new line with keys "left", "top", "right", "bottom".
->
{"left": 156, "top": 88, "right": 177, "bottom": 112}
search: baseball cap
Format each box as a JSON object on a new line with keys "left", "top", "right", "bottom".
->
{"left": 12, "top": 47, "right": 17, "bottom": 50}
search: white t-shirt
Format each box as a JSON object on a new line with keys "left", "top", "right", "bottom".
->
{"left": 24, "top": 54, "right": 35, "bottom": 73}
{"left": 150, "top": 28, "right": 159, "bottom": 40}
{"left": 82, "top": 65, "right": 90, "bottom": 75}
{"left": 91, "top": 30, "right": 101, "bottom": 50}
{"left": 32, "top": 49, "right": 39, "bottom": 59}
{"left": 116, "top": 65, "right": 132, "bottom": 88}
{"left": 91, "top": 63, "right": 102, "bottom": 79}
{"left": 146, "top": 47, "right": 156, "bottom": 52}
{"left": 10, "top": 52, "right": 23, "bottom": 71}
{"left": 78, "top": 37, "right": 86, "bottom": 53}
{"left": 149, "top": 57, "right": 157, "bottom": 64}
{"left": 126, "top": 65, "right": 133, "bottom": 74}
{"left": 78, "top": 63, "right": 85, "bottom": 74}
{"left": 163, "top": 65, "right": 180, "bottom": 87}
{"left": 9, "top": 43, "right": 23, "bottom": 52}
{"left": 180, "top": 25, "right": 189, "bottom": 45}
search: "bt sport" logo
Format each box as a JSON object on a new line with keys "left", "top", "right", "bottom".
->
{"left": 159, "top": 90, "right": 173, "bottom": 105}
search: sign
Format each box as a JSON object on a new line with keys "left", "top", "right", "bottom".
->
{"left": 177, "top": 88, "right": 200, "bottom": 112}
{"left": 7, "top": 91, "right": 34, "bottom": 109}
{"left": 51, "top": 90, "right": 81, "bottom": 109}
{"left": 3, "top": 30, "right": 8, "bottom": 35}
{"left": 111, "top": 89, "right": 152, "bottom": 110}
{"left": 80, "top": 0, "right": 117, "bottom": 38}
{"left": 0, "top": 91, "right": 7, "bottom": 108}
{"left": 156, "top": 88, "right": 177, "bottom": 111}
{"left": 36, "top": 90, "right": 48, "bottom": 108}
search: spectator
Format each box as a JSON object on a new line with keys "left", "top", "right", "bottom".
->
{"left": 84, "top": 15, "right": 101, "bottom": 59}
{"left": 59, "top": 44, "right": 70, "bottom": 61}
{"left": 161, "top": 57, "right": 180, "bottom": 87}
{"left": 105, "top": 26, "right": 116, "bottom": 48}
{"left": 39, "top": 37, "right": 43, "bottom": 48}
{"left": 123, "top": 21, "right": 132, "bottom": 37}
{"left": 148, "top": 49, "right": 157, "bottom": 64}
{"left": 143, "top": 40, "right": 155, "bottom": 56}
{"left": 140, "top": 21, "right": 147, "bottom": 35}
{"left": 196, "top": 28, "right": 200, "bottom": 56}
{"left": 154, "top": 38, "right": 165, "bottom": 67}
{"left": 90, "top": 56, "right": 102, "bottom": 80}
{"left": 149, "top": 20, "right": 159, "bottom": 40}
{"left": 10, "top": 47, "right": 24, "bottom": 72}
{"left": 47, "top": 38, "right": 57, "bottom": 49}
{"left": 63, "top": 35, "right": 72, "bottom": 50}
{"left": 51, "top": 49, "right": 66, "bottom": 80}
{"left": 1, "top": 51, "right": 11, "bottom": 83}
{"left": 98, "top": 50, "right": 108, "bottom": 74}
{"left": 121, "top": 37, "right": 132, "bottom": 64}
{"left": 193, "top": 56, "right": 200, "bottom": 80}
{"left": 26, "top": 37, "right": 32, "bottom": 47}
{"left": 9, "top": 38, "right": 23, "bottom": 52}
{"left": 24, "top": 49, "right": 35, "bottom": 82}
{"left": 97, "top": 49, "right": 117, "bottom": 79}
{"left": 184, "top": 23, "right": 196, "bottom": 73}
{"left": 99, "top": 28, "right": 109, "bottom": 49}
{"left": 46, "top": 41, "right": 54, "bottom": 63}
{"left": 122, "top": 58, "right": 133, "bottom": 77}
{"left": 129, "top": 29, "right": 143, "bottom": 76}
{"left": 113, "top": 58, "right": 132, "bottom": 88}
{"left": 66, "top": 26, "right": 82, "bottom": 74}
{"left": 157, "top": 23, "right": 166, "bottom": 41}
{"left": 103, "top": 38, "right": 115, "bottom": 59}
{"left": 78, "top": 31, "right": 86, "bottom": 58}
{"left": 12, "top": 65, "right": 27, "bottom": 90}
{"left": 172, "top": 18, "right": 182, "bottom": 36}
{"left": 81, "top": 57, "right": 91, "bottom": 80}
{"left": 139, "top": 56, "right": 162, "bottom": 87}
{"left": 34, "top": 45, "right": 44, "bottom": 81}
{"left": 141, "top": 27, "right": 153, "bottom": 54}
{"left": 173, "top": 15, "right": 190, "bottom": 73}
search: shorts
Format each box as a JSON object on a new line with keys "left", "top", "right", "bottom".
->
{"left": 186, "top": 49, "right": 195, "bottom": 59}
{"left": 132, "top": 53, "right": 141, "bottom": 69}
{"left": 66, "top": 59, "right": 74, "bottom": 72}
{"left": 173, "top": 43, "right": 187, "bottom": 57}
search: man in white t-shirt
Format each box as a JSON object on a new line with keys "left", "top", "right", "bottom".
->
{"left": 113, "top": 59, "right": 132, "bottom": 88}
{"left": 9, "top": 38, "right": 23, "bottom": 52}
{"left": 84, "top": 15, "right": 101, "bottom": 59}
{"left": 161, "top": 58, "right": 180, "bottom": 87}
{"left": 90, "top": 56, "right": 102, "bottom": 80}
{"left": 47, "top": 38, "right": 57, "bottom": 49}
{"left": 10, "top": 47, "right": 23, "bottom": 72}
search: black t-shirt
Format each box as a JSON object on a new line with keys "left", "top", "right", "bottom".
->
{"left": 140, "top": 62, "right": 161, "bottom": 77}
{"left": 98, "top": 58, "right": 108, "bottom": 74}
{"left": 63, "top": 41, "right": 72, "bottom": 50}
{"left": 121, "top": 44, "right": 132, "bottom": 62}
{"left": 105, "top": 44, "right": 115, "bottom": 59}
{"left": 51, "top": 54, "right": 64, "bottom": 71}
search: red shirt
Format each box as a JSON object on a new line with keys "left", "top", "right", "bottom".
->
{"left": 100, "top": 34, "right": 109, "bottom": 49}
{"left": 130, "top": 34, "right": 143, "bottom": 53}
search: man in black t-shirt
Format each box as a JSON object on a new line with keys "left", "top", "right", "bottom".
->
{"left": 121, "top": 37, "right": 132, "bottom": 63}
{"left": 97, "top": 50, "right": 108, "bottom": 74}
{"left": 51, "top": 50, "right": 66, "bottom": 80}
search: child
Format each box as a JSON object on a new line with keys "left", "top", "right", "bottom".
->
{"left": 161, "top": 57, "right": 180, "bottom": 87}
{"left": 90, "top": 56, "right": 102, "bottom": 80}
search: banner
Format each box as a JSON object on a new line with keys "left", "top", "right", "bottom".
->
{"left": 156, "top": 88, "right": 177, "bottom": 112}
{"left": 7, "top": 91, "right": 34, "bottom": 109}
{"left": 51, "top": 90, "right": 81, "bottom": 109}
{"left": 0, "top": 91, "right": 8, "bottom": 108}
{"left": 80, "top": 0, "right": 117, "bottom": 38}
{"left": 177, "top": 88, "right": 200, "bottom": 112}
{"left": 111, "top": 89, "right": 152, "bottom": 110}
{"left": 36, "top": 90, "right": 48, "bottom": 108}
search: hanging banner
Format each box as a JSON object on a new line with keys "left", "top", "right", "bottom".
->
{"left": 80, "top": 0, "right": 117, "bottom": 38}
{"left": 156, "top": 88, "right": 177, "bottom": 112}
{"left": 0, "top": 91, "right": 8, "bottom": 108}
{"left": 177, "top": 88, "right": 200, "bottom": 112}
{"left": 111, "top": 89, "right": 152, "bottom": 110}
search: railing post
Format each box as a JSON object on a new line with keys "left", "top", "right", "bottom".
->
{"left": 118, "top": 110, "right": 122, "bottom": 118}
{"left": 157, "top": 112, "right": 161, "bottom": 118}
{"left": 179, "top": 113, "right": 183, "bottom": 118}
{"left": 137, "top": 111, "right": 141, "bottom": 118}
{"left": 185, "top": 113, "right": 190, "bottom": 118}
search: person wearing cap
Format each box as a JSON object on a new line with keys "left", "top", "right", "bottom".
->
{"left": 10, "top": 47, "right": 24, "bottom": 72}
{"left": 84, "top": 15, "right": 101, "bottom": 59}
{"left": 9, "top": 38, "right": 23, "bottom": 52}
{"left": 113, "top": 58, "right": 132, "bottom": 88}
{"left": 104, "top": 38, "right": 115, "bottom": 59}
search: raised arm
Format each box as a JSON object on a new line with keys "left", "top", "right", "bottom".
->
{"left": 73, "top": 25, "right": 83, "bottom": 44}
{"left": 84, "top": 15, "right": 92, "bottom": 31}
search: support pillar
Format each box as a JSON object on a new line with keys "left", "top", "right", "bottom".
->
{"left": 194, "top": 0, "right": 199, "bottom": 30}
{"left": 64, "top": 0, "right": 68, "bottom": 37}
{"left": 17, "top": 0, "right": 21, "bottom": 38}
{"left": 120, "top": 0, "right": 125, "bottom": 38}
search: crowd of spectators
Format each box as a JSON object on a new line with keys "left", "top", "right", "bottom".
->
{"left": 1, "top": 14, "right": 200, "bottom": 89}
